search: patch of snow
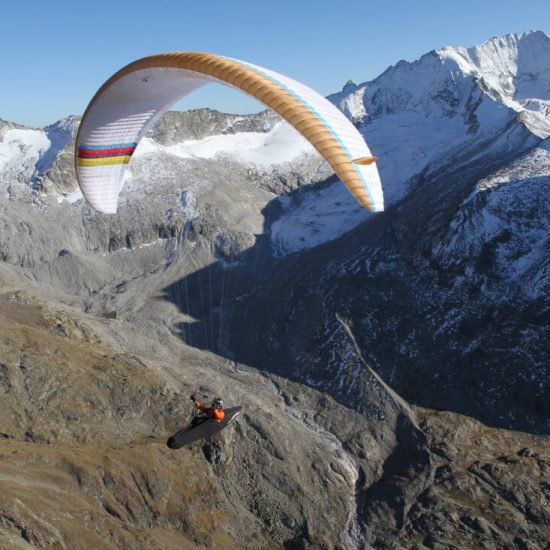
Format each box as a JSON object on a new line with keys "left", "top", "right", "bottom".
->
{"left": 364, "top": 109, "right": 472, "bottom": 205}
{"left": 101, "top": 238, "right": 164, "bottom": 256}
{"left": 33, "top": 117, "right": 77, "bottom": 180}
{"left": 180, "top": 188, "right": 199, "bottom": 232}
{"left": 270, "top": 182, "right": 371, "bottom": 257}
{"left": 135, "top": 121, "right": 314, "bottom": 167}
{"left": 433, "top": 140, "right": 550, "bottom": 301}
{"left": 57, "top": 188, "right": 83, "bottom": 205}
{"left": 0, "top": 128, "right": 50, "bottom": 178}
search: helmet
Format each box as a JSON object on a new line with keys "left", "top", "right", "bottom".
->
{"left": 212, "top": 398, "right": 224, "bottom": 409}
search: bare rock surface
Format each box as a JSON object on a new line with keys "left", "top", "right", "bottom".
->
{"left": 0, "top": 282, "right": 548, "bottom": 549}
{"left": 405, "top": 409, "right": 550, "bottom": 550}
{"left": 0, "top": 284, "right": 428, "bottom": 548}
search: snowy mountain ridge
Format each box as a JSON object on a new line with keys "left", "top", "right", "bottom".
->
{"left": 333, "top": 31, "right": 550, "bottom": 136}
{"left": 436, "top": 137, "right": 550, "bottom": 302}
{"left": 438, "top": 31, "right": 550, "bottom": 137}
{"left": 269, "top": 31, "right": 550, "bottom": 255}
{"left": 1, "top": 30, "right": 548, "bottom": 270}
{"left": 1, "top": 31, "right": 548, "bottom": 259}
{"left": 327, "top": 31, "right": 549, "bottom": 212}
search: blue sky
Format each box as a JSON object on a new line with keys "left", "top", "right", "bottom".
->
{"left": 1, "top": 0, "right": 548, "bottom": 127}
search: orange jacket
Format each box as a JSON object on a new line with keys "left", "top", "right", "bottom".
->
{"left": 193, "top": 399, "right": 225, "bottom": 421}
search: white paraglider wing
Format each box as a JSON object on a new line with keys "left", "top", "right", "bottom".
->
{"left": 76, "top": 52, "right": 384, "bottom": 214}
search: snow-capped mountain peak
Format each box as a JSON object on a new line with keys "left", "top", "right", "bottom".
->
{"left": 332, "top": 30, "right": 549, "bottom": 133}
{"left": 0, "top": 115, "right": 78, "bottom": 191}
{"left": 324, "top": 30, "right": 549, "bottom": 218}
{"left": 436, "top": 31, "right": 550, "bottom": 137}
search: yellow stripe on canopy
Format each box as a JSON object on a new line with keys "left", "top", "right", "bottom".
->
{"left": 78, "top": 156, "right": 132, "bottom": 167}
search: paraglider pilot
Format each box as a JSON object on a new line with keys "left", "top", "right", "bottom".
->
{"left": 190, "top": 395, "right": 225, "bottom": 425}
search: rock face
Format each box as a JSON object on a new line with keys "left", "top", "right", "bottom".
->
{"left": 402, "top": 409, "right": 550, "bottom": 550}
{"left": 149, "top": 108, "right": 280, "bottom": 144}
{"left": 0, "top": 31, "right": 549, "bottom": 548}
{"left": 0, "top": 286, "right": 432, "bottom": 548}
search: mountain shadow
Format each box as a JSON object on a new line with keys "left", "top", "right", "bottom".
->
{"left": 162, "top": 160, "right": 549, "bottom": 435}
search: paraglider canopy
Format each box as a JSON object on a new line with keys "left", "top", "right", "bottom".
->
{"left": 75, "top": 52, "right": 384, "bottom": 214}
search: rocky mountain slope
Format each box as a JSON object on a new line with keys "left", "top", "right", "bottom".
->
{"left": 0, "top": 285, "right": 548, "bottom": 549}
{"left": 0, "top": 31, "right": 549, "bottom": 548}
{"left": 0, "top": 281, "right": 431, "bottom": 548}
